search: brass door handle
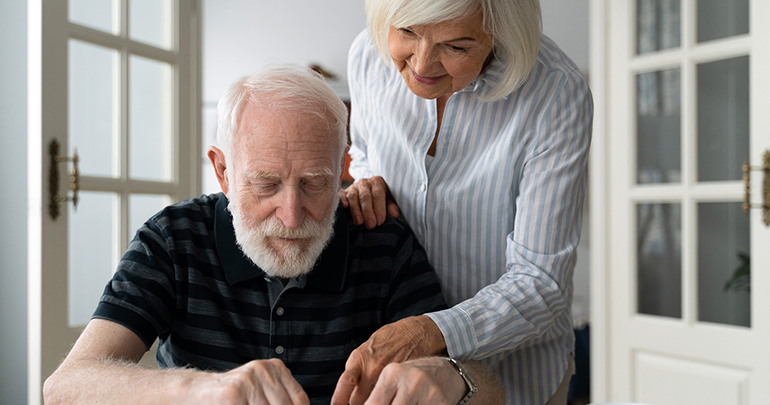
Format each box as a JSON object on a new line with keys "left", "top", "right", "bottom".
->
{"left": 49, "top": 139, "right": 80, "bottom": 220}
{"left": 743, "top": 150, "right": 770, "bottom": 227}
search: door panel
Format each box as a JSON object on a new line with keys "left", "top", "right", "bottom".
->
{"left": 68, "top": 191, "right": 118, "bottom": 327}
{"left": 634, "top": 352, "right": 749, "bottom": 405}
{"left": 68, "top": 39, "right": 118, "bottom": 178}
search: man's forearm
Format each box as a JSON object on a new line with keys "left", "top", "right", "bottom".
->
{"left": 44, "top": 357, "right": 206, "bottom": 405}
{"left": 45, "top": 355, "right": 309, "bottom": 405}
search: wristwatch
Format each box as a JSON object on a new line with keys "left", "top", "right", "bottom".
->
{"left": 443, "top": 357, "right": 477, "bottom": 405}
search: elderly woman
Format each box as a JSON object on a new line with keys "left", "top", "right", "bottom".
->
{"left": 331, "top": 0, "right": 592, "bottom": 404}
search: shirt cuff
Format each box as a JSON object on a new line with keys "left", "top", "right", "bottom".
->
{"left": 426, "top": 305, "right": 478, "bottom": 360}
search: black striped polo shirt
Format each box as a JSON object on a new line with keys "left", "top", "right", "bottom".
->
{"left": 93, "top": 193, "right": 447, "bottom": 403}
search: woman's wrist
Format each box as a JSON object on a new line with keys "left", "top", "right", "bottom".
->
{"left": 415, "top": 315, "right": 448, "bottom": 356}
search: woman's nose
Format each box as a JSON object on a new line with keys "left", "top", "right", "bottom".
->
{"left": 411, "top": 44, "right": 437, "bottom": 75}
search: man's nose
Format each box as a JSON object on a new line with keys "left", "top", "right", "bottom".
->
{"left": 275, "top": 187, "right": 305, "bottom": 229}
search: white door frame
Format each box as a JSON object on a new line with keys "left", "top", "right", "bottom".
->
{"left": 588, "top": 0, "right": 610, "bottom": 401}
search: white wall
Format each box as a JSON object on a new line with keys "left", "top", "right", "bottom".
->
{"left": 0, "top": 0, "right": 29, "bottom": 403}
{"left": 542, "top": 0, "right": 591, "bottom": 73}
{"left": 202, "top": 0, "right": 366, "bottom": 103}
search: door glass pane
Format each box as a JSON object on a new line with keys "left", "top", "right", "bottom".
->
{"left": 69, "top": 0, "right": 117, "bottom": 34}
{"left": 129, "top": 194, "right": 169, "bottom": 242}
{"left": 697, "top": 0, "right": 749, "bottom": 43}
{"left": 69, "top": 40, "right": 117, "bottom": 178}
{"left": 698, "top": 202, "right": 750, "bottom": 327}
{"left": 637, "top": 68, "right": 681, "bottom": 184}
{"left": 637, "top": 0, "right": 681, "bottom": 55}
{"left": 638, "top": 203, "right": 682, "bottom": 318}
{"left": 130, "top": 0, "right": 173, "bottom": 50}
{"left": 697, "top": 56, "right": 749, "bottom": 182}
{"left": 68, "top": 192, "right": 117, "bottom": 327}
{"left": 130, "top": 55, "right": 173, "bottom": 182}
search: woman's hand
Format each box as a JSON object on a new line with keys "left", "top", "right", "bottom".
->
{"left": 339, "top": 176, "right": 400, "bottom": 229}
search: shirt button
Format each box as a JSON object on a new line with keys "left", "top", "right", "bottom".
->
{"left": 275, "top": 345, "right": 285, "bottom": 355}
{"left": 276, "top": 307, "right": 285, "bottom": 316}
{"left": 419, "top": 183, "right": 427, "bottom": 191}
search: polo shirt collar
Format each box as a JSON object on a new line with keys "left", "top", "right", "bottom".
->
{"left": 214, "top": 193, "right": 349, "bottom": 291}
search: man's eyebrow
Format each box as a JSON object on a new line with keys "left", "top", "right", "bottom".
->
{"left": 245, "top": 168, "right": 334, "bottom": 181}
{"left": 303, "top": 168, "right": 335, "bottom": 179}
{"left": 246, "top": 170, "right": 281, "bottom": 181}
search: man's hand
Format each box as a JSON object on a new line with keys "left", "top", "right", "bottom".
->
{"left": 339, "top": 176, "right": 400, "bottom": 229}
{"left": 331, "top": 315, "right": 446, "bottom": 405}
{"left": 363, "top": 357, "right": 469, "bottom": 405}
{"left": 190, "top": 358, "right": 310, "bottom": 405}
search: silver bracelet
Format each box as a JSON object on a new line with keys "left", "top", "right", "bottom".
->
{"left": 442, "top": 357, "right": 477, "bottom": 405}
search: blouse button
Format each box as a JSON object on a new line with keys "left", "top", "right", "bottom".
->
{"left": 276, "top": 307, "right": 285, "bottom": 316}
{"left": 275, "top": 345, "right": 285, "bottom": 355}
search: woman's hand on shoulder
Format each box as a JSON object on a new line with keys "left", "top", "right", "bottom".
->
{"left": 339, "top": 176, "right": 400, "bottom": 229}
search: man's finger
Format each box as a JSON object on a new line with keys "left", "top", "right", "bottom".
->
{"left": 362, "top": 369, "right": 398, "bottom": 405}
{"left": 281, "top": 374, "right": 311, "bottom": 405}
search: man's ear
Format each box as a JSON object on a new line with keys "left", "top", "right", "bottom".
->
{"left": 207, "top": 146, "right": 230, "bottom": 197}
{"left": 338, "top": 145, "right": 350, "bottom": 188}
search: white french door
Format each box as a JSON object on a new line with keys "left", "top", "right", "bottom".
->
{"left": 27, "top": 0, "right": 200, "bottom": 403}
{"left": 592, "top": 0, "right": 770, "bottom": 404}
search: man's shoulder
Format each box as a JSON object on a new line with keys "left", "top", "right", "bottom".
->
{"left": 343, "top": 210, "right": 414, "bottom": 243}
{"left": 152, "top": 193, "right": 221, "bottom": 225}
{"left": 135, "top": 193, "right": 221, "bottom": 245}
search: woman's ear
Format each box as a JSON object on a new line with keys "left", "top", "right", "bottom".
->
{"left": 207, "top": 146, "right": 230, "bottom": 197}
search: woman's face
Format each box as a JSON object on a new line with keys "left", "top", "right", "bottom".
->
{"left": 387, "top": 12, "right": 493, "bottom": 100}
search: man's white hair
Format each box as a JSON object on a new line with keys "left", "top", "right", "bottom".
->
{"left": 215, "top": 63, "right": 348, "bottom": 167}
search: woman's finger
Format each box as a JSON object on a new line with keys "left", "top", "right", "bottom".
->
{"left": 344, "top": 187, "right": 365, "bottom": 225}
{"left": 339, "top": 189, "right": 350, "bottom": 208}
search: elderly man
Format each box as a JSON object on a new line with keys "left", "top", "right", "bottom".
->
{"left": 43, "top": 65, "right": 502, "bottom": 405}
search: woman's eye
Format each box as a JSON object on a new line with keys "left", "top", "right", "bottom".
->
{"left": 447, "top": 45, "right": 466, "bottom": 53}
{"left": 398, "top": 27, "right": 415, "bottom": 35}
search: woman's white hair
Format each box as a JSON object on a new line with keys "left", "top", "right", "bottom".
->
{"left": 216, "top": 64, "right": 348, "bottom": 165}
{"left": 365, "top": 0, "right": 541, "bottom": 101}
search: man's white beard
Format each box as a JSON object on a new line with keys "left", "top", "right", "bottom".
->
{"left": 228, "top": 196, "right": 338, "bottom": 279}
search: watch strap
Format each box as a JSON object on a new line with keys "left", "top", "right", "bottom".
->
{"left": 442, "top": 357, "right": 477, "bottom": 405}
